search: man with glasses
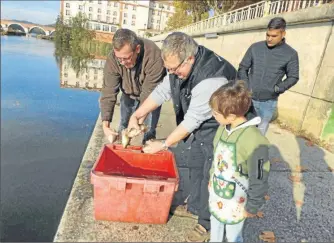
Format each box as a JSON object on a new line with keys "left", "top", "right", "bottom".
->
{"left": 127, "top": 32, "right": 236, "bottom": 242}
{"left": 100, "top": 29, "right": 166, "bottom": 144}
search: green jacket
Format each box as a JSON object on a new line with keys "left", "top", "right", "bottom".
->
{"left": 210, "top": 118, "right": 271, "bottom": 214}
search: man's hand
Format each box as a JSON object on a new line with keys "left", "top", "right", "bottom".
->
{"left": 142, "top": 140, "right": 165, "bottom": 154}
{"left": 102, "top": 121, "right": 119, "bottom": 143}
{"left": 127, "top": 114, "right": 142, "bottom": 138}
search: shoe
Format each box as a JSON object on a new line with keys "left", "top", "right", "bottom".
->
{"left": 170, "top": 205, "right": 198, "bottom": 220}
{"left": 185, "top": 224, "right": 210, "bottom": 242}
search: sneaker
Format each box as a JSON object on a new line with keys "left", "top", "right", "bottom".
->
{"left": 185, "top": 224, "right": 210, "bottom": 242}
{"left": 170, "top": 205, "right": 198, "bottom": 220}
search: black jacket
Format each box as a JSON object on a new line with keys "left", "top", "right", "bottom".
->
{"left": 237, "top": 39, "right": 299, "bottom": 101}
{"left": 169, "top": 45, "right": 237, "bottom": 141}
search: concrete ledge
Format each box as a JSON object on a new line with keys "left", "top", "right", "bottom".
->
{"left": 150, "top": 3, "right": 334, "bottom": 42}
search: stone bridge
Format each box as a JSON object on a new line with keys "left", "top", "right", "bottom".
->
{"left": 0, "top": 19, "right": 55, "bottom": 36}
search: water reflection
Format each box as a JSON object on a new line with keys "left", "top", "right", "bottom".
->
{"left": 54, "top": 39, "right": 111, "bottom": 91}
{"left": 60, "top": 57, "right": 105, "bottom": 91}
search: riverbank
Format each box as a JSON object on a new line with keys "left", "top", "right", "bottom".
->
{"left": 54, "top": 101, "right": 334, "bottom": 242}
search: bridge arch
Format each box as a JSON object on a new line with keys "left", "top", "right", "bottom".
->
{"left": 29, "top": 26, "right": 47, "bottom": 35}
{"left": 7, "top": 23, "right": 26, "bottom": 33}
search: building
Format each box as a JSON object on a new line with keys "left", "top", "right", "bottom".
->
{"left": 60, "top": 0, "right": 175, "bottom": 35}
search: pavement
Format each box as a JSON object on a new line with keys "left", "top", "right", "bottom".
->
{"left": 53, "top": 101, "right": 334, "bottom": 242}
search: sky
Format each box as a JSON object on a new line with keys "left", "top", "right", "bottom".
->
{"left": 1, "top": 1, "right": 60, "bottom": 25}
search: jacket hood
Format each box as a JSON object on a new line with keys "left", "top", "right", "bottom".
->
{"left": 225, "top": 116, "right": 261, "bottom": 136}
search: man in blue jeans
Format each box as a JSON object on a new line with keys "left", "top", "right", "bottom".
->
{"left": 100, "top": 29, "right": 166, "bottom": 143}
{"left": 237, "top": 17, "right": 299, "bottom": 135}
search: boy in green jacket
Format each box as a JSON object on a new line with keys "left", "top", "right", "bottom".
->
{"left": 208, "top": 80, "right": 271, "bottom": 242}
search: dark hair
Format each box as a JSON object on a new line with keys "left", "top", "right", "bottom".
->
{"left": 209, "top": 80, "right": 251, "bottom": 117}
{"left": 267, "top": 17, "right": 286, "bottom": 30}
{"left": 112, "top": 28, "right": 140, "bottom": 51}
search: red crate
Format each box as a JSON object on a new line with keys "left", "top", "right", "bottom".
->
{"left": 91, "top": 144, "right": 179, "bottom": 224}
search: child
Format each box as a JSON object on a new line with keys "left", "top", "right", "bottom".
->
{"left": 208, "top": 80, "right": 270, "bottom": 242}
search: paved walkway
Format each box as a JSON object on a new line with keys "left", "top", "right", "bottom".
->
{"left": 54, "top": 101, "right": 334, "bottom": 242}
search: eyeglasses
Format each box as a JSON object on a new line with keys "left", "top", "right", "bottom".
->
{"left": 166, "top": 58, "right": 185, "bottom": 73}
{"left": 115, "top": 52, "right": 134, "bottom": 62}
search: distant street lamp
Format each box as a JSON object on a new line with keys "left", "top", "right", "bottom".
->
{"left": 159, "top": 5, "right": 164, "bottom": 31}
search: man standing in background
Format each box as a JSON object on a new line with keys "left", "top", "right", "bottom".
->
{"left": 237, "top": 17, "right": 299, "bottom": 135}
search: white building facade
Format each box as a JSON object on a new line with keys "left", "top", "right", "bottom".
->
{"left": 60, "top": 0, "right": 175, "bottom": 35}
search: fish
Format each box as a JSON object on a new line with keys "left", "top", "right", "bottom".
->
{"left": 121, "top": 124, "right": 148, "bottom": 148}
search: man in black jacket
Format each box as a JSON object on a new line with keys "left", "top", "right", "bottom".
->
{"left": 238, "top": 17, "right": 299, "bottom": 135}
{"left": 127, "top": 32, "right": 236, "bottom": 242}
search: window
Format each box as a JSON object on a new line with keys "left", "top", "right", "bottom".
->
{"left": 152, "top": 10, "right": 155, "bottom": 15}
{"left": 114, "top": 2, "right": 118, "bottom": 7}
{"left": 107, "top": 10, "right": 110, "bottom": 15}
{"left": 112, "top": 17, "right": 117, "bottom": 23}
{"left": 159, "top": 4, "right": 164, "bottom": 8}
{"left": 89, "top": 0, "right": 93, "bottom": 2}
{"left": 157, "top": 11, "right": 160, "bottom": 16}
{"left": 153, "top": 2, "right": 156, "bottom": 7}
{"left": 113, "top": 11, "right": 117, "bottom": 16}
{"left": 111, "top": 26, "right": 117, "bottom": 32}
{"left": 132, "top": 14, "right": 136, "bottom": 19}
{"left": 133, "top": 6, "right": 136, "bottom": 10}
{"left": 107, "top": 16, "right": 110, "bottom": 22}
{"left": 87, "top": 23, "right": 92, "bottom": 29}
{"left": 98, "top": 8, "right": 101, "bottom": 13}
{"left": 107, "top": 1, "right": 111, "bottom": 6}
{"left": 66, "top": 3, "right": 70, "bottom": 8}
{"left": 66, "top": 10, "right": 70, "bottom": 15}
{"left": 123, "top": 19, "right": 127, "bottom": 24}
{"left": 79, "top": 5, "right": 83, "bottom": 10}
{"left": 89, "top": 7, "right": 92, "bottom": 11}
{"left": 124, "top": 4, "right": 128, "bottom": 9}
{"left": 64, "top": 73, "right": 68, "bottom": 77}
{"left": 124, "top": 13, "right": 128, "bottom": 17}
{"left": 89, "top": 13, "right": 92, "bottom": 19}
{"left": 157, "top": 20, "right": 160, "bottom": 24}
{"left": 131, "top": 20, "right": 135, "bottom": 26}
{"left": 103, "top": 25, "right": 110, "bottom": 32}
{"left": 151, "top": 18, "right": 154, "bottom": 23}
{"left": 98, "top": 0, "right": 101, "bottom": 4}
{"left": 97, "top": 15, "right": 101, "bottom": 21}
{"left": 95, "top": 24, "right": 101, "bottom": 30}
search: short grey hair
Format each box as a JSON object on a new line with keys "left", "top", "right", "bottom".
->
{"left": 161, "top": 32, "right": 198, "bottom": 62}
{"left": 112, "top": 28, "right": 140, "bottom": 51}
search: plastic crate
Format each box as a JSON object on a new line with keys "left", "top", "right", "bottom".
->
{"left": 91, "top": 144, "right": 179, "bottom": 224}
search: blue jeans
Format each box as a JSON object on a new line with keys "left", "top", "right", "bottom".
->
{"left": 252, "top": 99, "right": 278, "bottom": 136}
{"left": 118, "top": 93, "right": 161, "bottom": 143}
{"left": 210, "top": 215, "right": 244, "bottom": 242}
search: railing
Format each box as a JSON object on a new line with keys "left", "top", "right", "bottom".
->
{"left": 171, "top": 0, "right": 332, "bottom": 34}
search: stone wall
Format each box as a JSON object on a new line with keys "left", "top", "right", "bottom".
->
{"left": 150, "top": 3, "right": 334, "bottom": 149}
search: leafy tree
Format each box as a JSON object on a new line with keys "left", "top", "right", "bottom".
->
{"left": 166, "top": 1, "right": 209, "bottom": 30}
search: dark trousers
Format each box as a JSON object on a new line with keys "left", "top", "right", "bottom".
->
{"left": 173, "top": 136, "right": 214, "bottom": 231}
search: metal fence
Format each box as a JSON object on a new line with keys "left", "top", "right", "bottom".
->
{"left": 171, "top": 0, "right": 332, "bottom": 34}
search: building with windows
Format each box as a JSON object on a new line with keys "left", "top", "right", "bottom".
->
{"left": 60, "top": 0, "right": 175, "bottom": 35}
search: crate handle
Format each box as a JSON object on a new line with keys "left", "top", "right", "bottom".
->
{"left": 144, "top": 184, "right": 160, "bottom": 194}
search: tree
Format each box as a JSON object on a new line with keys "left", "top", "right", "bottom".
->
{"left": 166, "top": 1, "right": 210, "bottom": 30}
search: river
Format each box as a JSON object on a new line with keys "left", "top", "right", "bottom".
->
{"left": 0, "top": 35, "right": 110, "bottom": 241}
